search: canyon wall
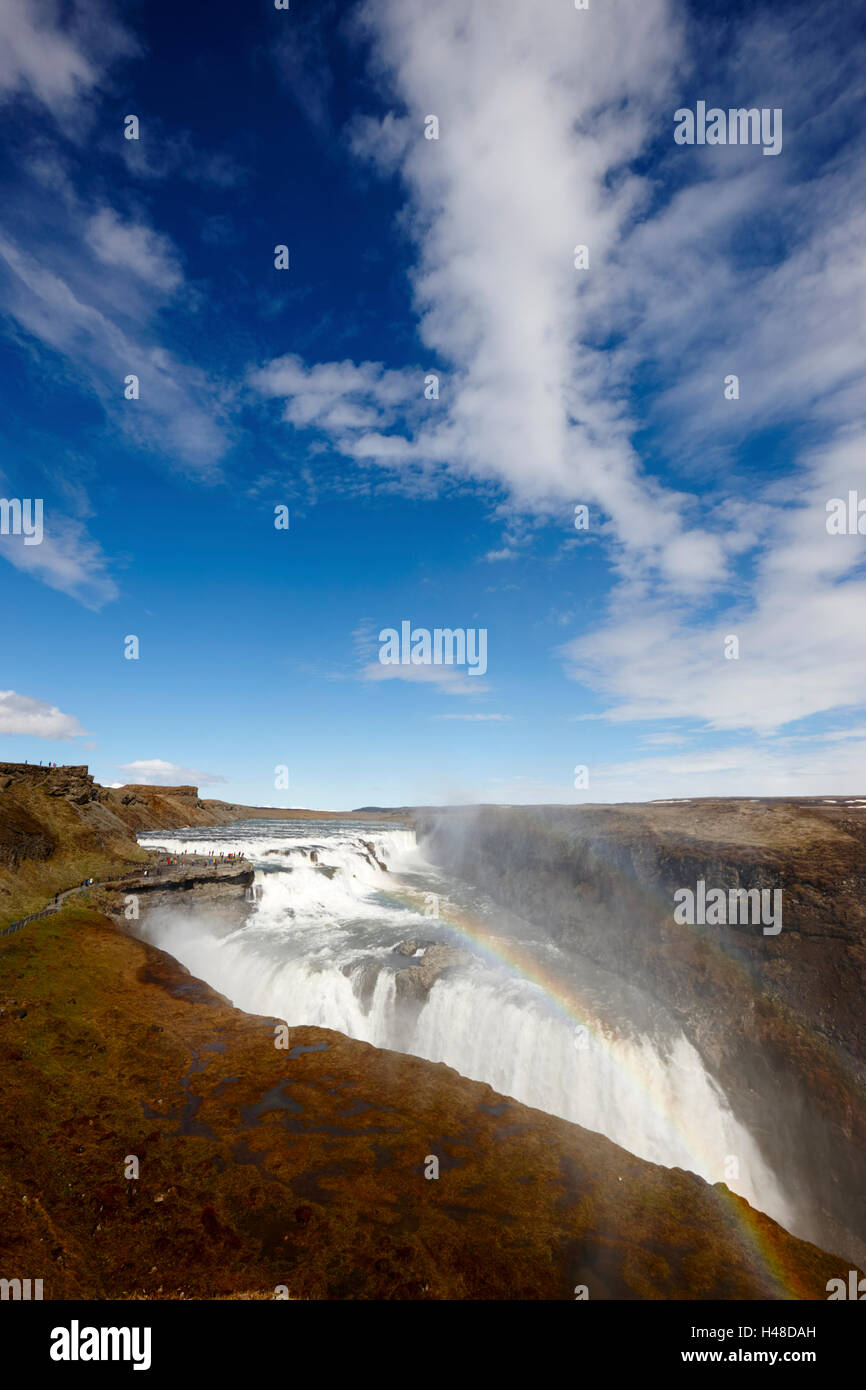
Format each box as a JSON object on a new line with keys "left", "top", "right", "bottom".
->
{"left": 416, "top": 801, "right": 866, "bottom": 1268}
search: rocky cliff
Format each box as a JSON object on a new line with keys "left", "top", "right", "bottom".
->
{"left": 416, "top": 801, "right": 866, "bottom": 1269}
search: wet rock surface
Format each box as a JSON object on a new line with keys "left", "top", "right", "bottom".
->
{"left": 393, "top": 941, "right": 470, "bottom": 1002}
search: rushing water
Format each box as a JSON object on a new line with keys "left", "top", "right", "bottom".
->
{"left": 136, "top": 818, "right": 793, "bottom": 1231}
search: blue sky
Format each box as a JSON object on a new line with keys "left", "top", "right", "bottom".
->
{"left": 1, "top": 0, "right": 866, "bottom": 808}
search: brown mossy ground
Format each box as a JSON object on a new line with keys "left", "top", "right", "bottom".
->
{"left": 0, "top": 904, "right": 857, "bottom": 1300}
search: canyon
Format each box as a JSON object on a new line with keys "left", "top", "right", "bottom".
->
{"left": 0, "top": 765, "right": 863, "bottom": 1298}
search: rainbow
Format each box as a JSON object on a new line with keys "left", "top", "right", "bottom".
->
{"left": 380, "top": 876, "right": 816, "bottom": 1297}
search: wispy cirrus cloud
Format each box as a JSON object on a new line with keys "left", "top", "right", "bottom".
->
{"left": 84, "top": 208, "right": 183, "bottom": 293}
{"left": 0, "top": 0, "right": 137, "bottom": 116}
{"left": 0, "top": 2, "right": 232, "bottom": 481}
{"left": 0, "top": 513, "right": 118, "bottom": 608}
{"left": 560, "top": 429, "right": 866, "bottom": 735}
{"left": 0, "top": 222, "right": 231, "bottom": 478}
{"left": 114, "top": 119, "right": 247, "bottom": 189}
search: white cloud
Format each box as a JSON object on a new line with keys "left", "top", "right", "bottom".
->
{"left": 360, "top": 661, "right": 489, "bottom": 696}
{"left": 0, "top": 515, "right": 117, "bottom": 608}
{"left": 115, "top": 121, "right": 246, "bottom": 188}
{"left": 0, "top": 0, "right": 136, "bottom": 114}
{"left": 326, "top": 4, "right": 866, "bottom": 747}
{"left": 251, "top": 355, "right": 418, "bottom": 435}
{"left": 588, "top": 157, "right": 866, "bottom": 470}
{"left": 459, "top": 729, "right": 866, "bottom": 803}
{"left": 85, "top": 209, "right": 183, "bottom": 293}
{"left": 560, "top": 429, "right": 866, "bottom": 734}
{"left": 433, "top": 713, "right": 511, "bottom": 721}
{"left": 0, "top": 11, "right": 230, "bottom": 481}
{"left": 116, "top": 759, "right": 227, "bottom": 786}
{"left": 0, "top": 228, "right": 230, "bottom": 477}
{"left": 256, "top": 1, "right": 866, "bottom": 609}
{"left": 540, "top": 15, "right": 866, "bottom": 746}
{"left": 246, "top": 0, "right": 866, "bottom": 755}
{"left": 254, "top": 0, "right": 715, "bottom": 582}
{"left": 579, "top": 733, "right": 866, "bottom": 803}
{"left": 0, "top": 689, "right": 88, "bottom": 738}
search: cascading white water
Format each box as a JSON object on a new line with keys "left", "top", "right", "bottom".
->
{"left": 136, "top": 821, "right": 794, "bottom": 1232}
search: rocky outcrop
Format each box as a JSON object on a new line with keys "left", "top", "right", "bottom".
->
{"left": 393, "top": 940, "right": 469, "bottom": 1002}
{"left": 108, "top": 862, "right": 254, "bottom": 898}
{"left": 359, "top": 840, "right": 388, "bottom": 872}
{"left": 0, "top": 763, "right": 98, "bottom": 805}
{"left": 416, "top": 801, "right": 866, "bottom": 1270}
{"left": 100, "top": 863, "right": 255, "bottom": 926}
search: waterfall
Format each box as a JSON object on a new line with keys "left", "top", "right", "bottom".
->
{"left": 135, "top": 820, "right": 794, "bottom": 1233}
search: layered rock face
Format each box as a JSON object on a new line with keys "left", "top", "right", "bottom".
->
{"left": 0, "top": 763, "right": 98, "bottom": 805}
{"left": 415, "top": 801, "right": 866, "bottom": 1269}
{"left": 99, "top": 862, "right": 256, "bottom": 936}
{"left": 103, "top": 861, "right": 255, "bottom": 904}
